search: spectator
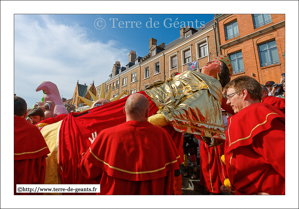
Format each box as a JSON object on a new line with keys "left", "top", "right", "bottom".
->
{"left": 27, "top": 107, "right": 45, "bottom": 125}
{"left": 79, "top": 93, "right": 181, "bottom": 195}
{"left": 261, "top": 85, "right": 285, "bottom": 114}
{"left": 14, "top": 96, "right": 50, "bottom": 195}
{"left": 182, "top": 133, "right": 199, "bottom": 179}
{"left": 223, "top": 76, "right": 285, "bottom": 195}
{"left": 265, "top": 81, "right": 275, "bottom": 96}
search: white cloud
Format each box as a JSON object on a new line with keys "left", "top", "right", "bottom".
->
{"left": 15, "top": 15, "right": 129, "bottom": 106}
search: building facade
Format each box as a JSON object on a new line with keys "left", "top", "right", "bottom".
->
{"left": 103, "top": 20, "right": 220, "bottom": 100}
{"left": 71, "top": 81, "right": 97, "bottom": 109}
{"left": 215, "top": 14, "right": 285, "bottom": 84}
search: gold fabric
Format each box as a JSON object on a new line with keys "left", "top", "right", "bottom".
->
{"left": 145, "top": 70, "right": 225, "bottom": 146}
{"left": 41, "top": 120, "right": 62, "bottom": 193}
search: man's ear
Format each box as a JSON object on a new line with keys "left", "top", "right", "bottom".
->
{"left": 123, "top": 106, "right": 126, "bottom": 115}
{"left": 242, "top": 89, "right": 249, "bottom": 99}
{"left": 145, "top": 108, "right": 149, "bottom": 118}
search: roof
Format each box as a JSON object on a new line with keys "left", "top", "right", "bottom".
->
{"left": 158, "top": 19, "right": 215, "bottom": 52}
{"left": 78, "top": 84, "right": 87, "bottom": 97}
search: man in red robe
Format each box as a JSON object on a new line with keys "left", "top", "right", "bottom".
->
{"left": 261, "top": 85, "right": 285, "bottom": 114}
{"left": 223, "top": 76, "right": 285, "bottom": 195}
{"left": 78, "top": 93, "right": 181, "bottom": 195}
{"left": 14, "top": 96, "right": 50, "bottom": 195}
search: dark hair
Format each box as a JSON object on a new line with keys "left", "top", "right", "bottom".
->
{"left": 261, "top": 85, "right": 268, "bottom": 93}
{"left": 219, "top": 61, "right": 231, "bottom": 88}
{"left": 224, "top": 76, "right": 262, "bottom": 101}
{"left": 14, "top": 96, "right": 27, "bottom": 116}
{"left": 28, "top": 107, "right": 45, "bottom": 118}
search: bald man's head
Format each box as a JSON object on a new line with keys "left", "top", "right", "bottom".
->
{"left": 125, "top": 93, "right": 149, "bottom": 121}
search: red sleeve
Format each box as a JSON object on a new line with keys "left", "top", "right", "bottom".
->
{"left": 78, "top": 150, "right": 103, "bottom": 181}
{"left": 253, "top": 118, "right": 285, "bottom": 178}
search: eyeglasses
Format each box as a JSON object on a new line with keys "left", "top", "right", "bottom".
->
{"left": 224, "top": 91, "right": 239, "bottom": 100}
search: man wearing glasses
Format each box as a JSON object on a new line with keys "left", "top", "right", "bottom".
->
{"left": 222, "top": 75, "right": 285, "bottom": 195}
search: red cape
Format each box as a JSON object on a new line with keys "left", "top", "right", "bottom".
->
{"left": 14, "top": 116, "right": 50, "bottom": 160}
{"left": 225, "top": 103, "right": 285, "bottom": 195}
{"left": 262, "top": 96, "right": 285, "bottom": 114}
{"left": 14, "top": 116, "right": 50, "bottom": 195}
{"left": 85, "top": 121, "right": 180, "bottom": 181}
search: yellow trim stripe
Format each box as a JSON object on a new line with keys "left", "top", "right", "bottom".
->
{"left": 14, "top": 146, "right": 48, "bottom": 156}
{"left": 89, "top": 147, "right": 179, "bottom": 174}
{"left": 229, "top": 112, "right": 278, "bottom": 147}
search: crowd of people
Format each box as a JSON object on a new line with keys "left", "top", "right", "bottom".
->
{"left": 14, "top": 55, "right": 285, "bottom": 195}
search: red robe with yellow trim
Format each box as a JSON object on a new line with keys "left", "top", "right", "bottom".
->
{"left": 14, "top": 116, "right": 50, "bottom": 195}
{"left": 79, "top": 120, "right": 181, "bottom": 195}
{"left": 224, "top": 103, "right": 285, "bottom": 195}
{"left": 262, "top": 96, "right": 285, "bottom": 114}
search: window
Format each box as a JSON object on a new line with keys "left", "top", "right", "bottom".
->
{"left": 171, "top": 55, "right": 177, "bottom": 69}
{"left": 144, "top": 67, "right": 149, "bottom": 79}
{"left": 113, "top": 82, "right": 115, "bottom": 90}
{"left": 184, "top": 49, "right": 191, "bottom": 64}
{"left": 131, "top": 72, "right": 137, "bottom": 82}
{"left": 155, "top": 62, "right": 160, "bottom": 74}
{"left": 225, "top": 20, "right": 239, "bottom": 40}
{"left": 109, "top": 84, "right": 112, "bottom": 91}
{"left": 258, "top": 40, "right": 280, "bottom": 67}
{"left": 253, "top": 14, "right": 272, "bottom": 29}
{"left": 131, "top": 89, "right": 136, "bottom": 94}
{"left": 78, "top": 103, "right": 83, "bottom": 107}
{"left": 113, "top": 94, "right": 118, "bottom": 98}
{"left": 122, "top": 77, "right": 127, "bottom": 86}
{"left": 198, "top": 42, "right": 208, "bottom": 58}
{"left": 116, "top": 80, "right": 119, "bottom": 89}
{"left": 106, "top": 85, "right": 109, "bottom": 92}
{"left": 229, "top": 51, "right": 245, "bottom": 74}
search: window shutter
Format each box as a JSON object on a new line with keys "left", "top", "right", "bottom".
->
{"left": 184, "top": 49, "right": 191, "bottom": 58}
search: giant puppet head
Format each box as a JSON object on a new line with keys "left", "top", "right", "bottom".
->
{"left": 201, "top": 54, "right": 232, "bottom": 88}
{"left": 36, "top": 81, "right": 69, "bottom": 118}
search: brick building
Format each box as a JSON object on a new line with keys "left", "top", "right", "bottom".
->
{"left": 215, "top": 14, "right": 285, "bottom": 84}
{"left": 103, "top": 20, "right": 220, "bottom": 99}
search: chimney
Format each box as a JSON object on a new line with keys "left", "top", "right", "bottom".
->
{"left": 159, "top": 42, "right": 165, "bottom": 48}
{"left": 180, "top": 27, "right": 185, "bottom": 38}
{"left": 149, "top": 38, "right": 157, "bottom": 50}
{"left": 128, "top": 50, "right": 136, "bottom": 63}
{"left": 112, "top": 61, "right": 121, "bottom": 77}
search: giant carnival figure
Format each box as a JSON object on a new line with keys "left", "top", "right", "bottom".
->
{"left": 38, "top": 55, "right": 233, "bottom": 194}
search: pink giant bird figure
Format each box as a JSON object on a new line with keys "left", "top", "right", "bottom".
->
{"left": 36, "top": 81, "right": 69, "bottom": 118}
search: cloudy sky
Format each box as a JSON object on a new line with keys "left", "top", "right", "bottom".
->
{"left": 14, "top": 14, "right": 214, "bottom": 107}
